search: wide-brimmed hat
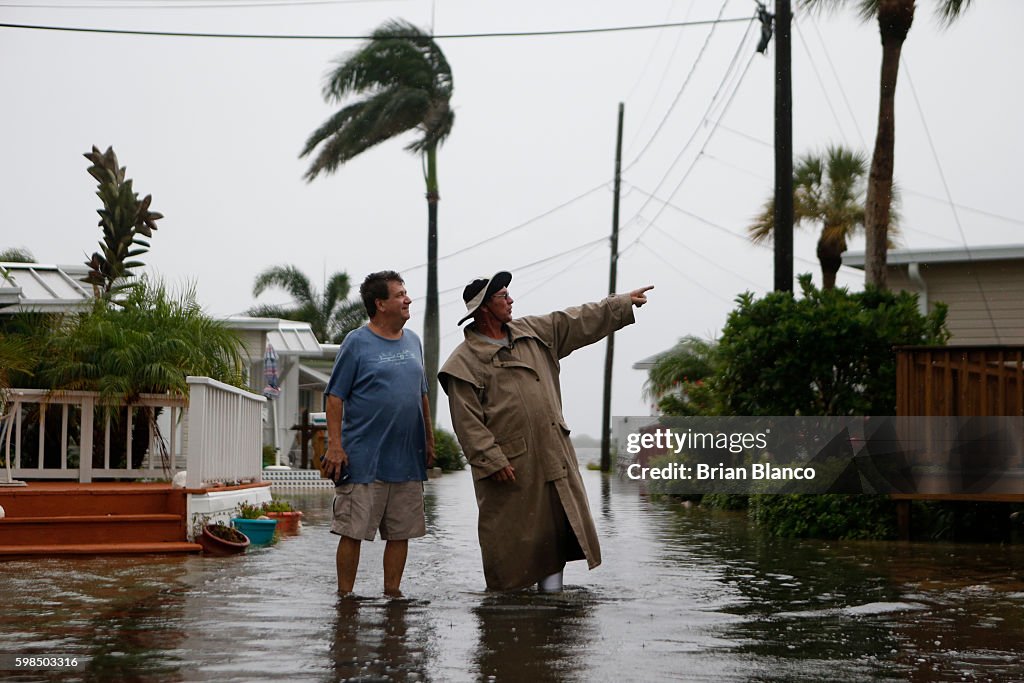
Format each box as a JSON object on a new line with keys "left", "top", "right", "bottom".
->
{"left": 458, "top": 271, "right": 512, "bottom": 325}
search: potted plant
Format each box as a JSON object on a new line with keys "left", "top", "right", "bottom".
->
{"left": 231, "top": 501, "right": 277, "bottom": 545}
{"left": 262, "top": 498, "right": 303, "bottom": 533}
{"left": 198, "top": 520, "right": 250, "bottom": 556}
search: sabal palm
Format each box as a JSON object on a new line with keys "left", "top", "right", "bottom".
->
{"left": 300, "top": 19, "right": 453, "bottom": 420}
{"left": 248, "top": 265, "right": 366, "bottom": 344}
{"left": 799, "top": 0, "right": 973, "bottom": 288}
{"left": 750, "top": 145, "right": 878, "bottom": 290}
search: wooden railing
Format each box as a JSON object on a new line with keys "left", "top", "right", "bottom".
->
{"left": 0, "top": 377, "right": 265, "bottom": 486}
{"left": 183, "top": 376, "right": 265, "bottom": 488}
{"left": 896, "top": 346, "right": 1024, "bottom": 417}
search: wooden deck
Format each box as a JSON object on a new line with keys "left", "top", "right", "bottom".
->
{"left": 893, "top": 346, "right": 1024, "bottom": 538}
{"left": 0, "top": 481, "right": 267, "bottom": 557}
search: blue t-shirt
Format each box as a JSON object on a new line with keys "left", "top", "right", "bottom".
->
{"left": 325, "top": 326, "right": 428, "bottom": 483}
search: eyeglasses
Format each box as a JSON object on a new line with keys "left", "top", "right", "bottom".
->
{"left": 490, "top": 292, "right": 511, "bottom": 300}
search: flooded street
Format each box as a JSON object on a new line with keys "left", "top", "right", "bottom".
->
{"left": 2, "top": 468, "right": 1023, "bottom": 682}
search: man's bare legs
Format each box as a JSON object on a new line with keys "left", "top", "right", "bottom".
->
{"left": 383, "top": 539, "right": 408, "bottom": 597}
{"left": 337, "top": 536, "right": 361, "bottom": 594}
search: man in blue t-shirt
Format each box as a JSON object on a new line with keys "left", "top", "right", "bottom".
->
{"left": 322, "top": 270, "right": 435, "bottom": 596}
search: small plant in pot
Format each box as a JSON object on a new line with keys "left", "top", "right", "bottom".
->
{"left": 232, "top": 501, "right": 278, "bottom": 545}
{"left": 196, "top": 517, "right": 250, "bottom": 555}
{"left": 262, "top": 498, "right": 303, "bottom": 533}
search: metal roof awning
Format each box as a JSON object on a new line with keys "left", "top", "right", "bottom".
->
{"left": 844, "top": 245, "right": 1024, "bottom": 268}
{"left": 0, "top": 263, "right": 92, "bottom": 313}
{"left": 222, "top": 316, "right": 324, "bottom": 357}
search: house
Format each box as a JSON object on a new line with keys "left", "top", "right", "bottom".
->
{"left": 843, "top": 245, "right": 1024, "bottom": 344}
{"left": 222, "top": 316, "right": 328, "bottom": 466}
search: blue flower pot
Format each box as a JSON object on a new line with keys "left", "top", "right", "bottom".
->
{"left": 231, "top": 518, "right": 277, "bottom": 545}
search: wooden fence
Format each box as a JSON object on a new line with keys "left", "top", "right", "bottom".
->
{"left": 896, "top": 346, "right": 1024, "bottom": 417}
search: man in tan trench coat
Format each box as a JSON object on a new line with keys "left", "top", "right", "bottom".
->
{"left": 439, "top": 271, "right": 652, "bottom": 591}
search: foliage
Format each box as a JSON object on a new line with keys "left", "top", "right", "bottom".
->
{"left": 799, "top": 0, "right": 975, "bottom": 287}
{"left": 38, "top": 280, "right": 246, "bottom": 403}
{"left": 645, "top": 335, "right": 722, "bottom": 416}
{"left": 300, "top": 19, "right": 456, "bottom": 423}
{"left": 262, "top": 499, "right": 296, "bottom": 513}
{"left": 81, "top": 146, "right": 163, "bottom": 298}
{"left": 701, "top": 493, "right": 750, "bottom": 511}
{"left": 247, "top": 265, "right": 365, "bottom": 344}
{"left": 300, "top": 19, "right": 454, "bottom": 178}
{"left": 0, "top": 331, "right": 37, "bottom": 391}
{"left": 236, "top": 501, "right": 265, "bottom": 519}
{"left": 262, "top": 444, "right": 278, "bottom": 468}
{"left": 433, "top": 427, "right": 466, "bottom": 471}
{"left": 205, "top": 522, "right": 248, "bottom": 543}
{"left": 749, "top": 145, "right": 887, "bottom": 289}
{"left": 716, "top": 275, "right": 948, "bottom": 416}
{"left": 749, "top": 493, "right": 896, "bottom": 540}
{"left": 0, "top": 247, "right": 35, "bottom": 264}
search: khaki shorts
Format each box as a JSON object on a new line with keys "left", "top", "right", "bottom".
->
{"left": 331, "top": 480, "right": 426, "bottom": 541}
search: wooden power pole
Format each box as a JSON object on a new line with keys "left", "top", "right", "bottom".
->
{"left": 774, "top": 0, "right": 794, "bottom": 292}
{"left": 601, "top": 102, "right": 624, "bottom": 473}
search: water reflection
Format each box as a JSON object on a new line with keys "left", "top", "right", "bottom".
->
{"left": 330, "top": 597, "right": 431, "bottom": 682}
{"left": 0, "top": 472, "right": 1022, "bottom": 682}
{"left": 473, "top": 591, "right": 595, "bottom": 682}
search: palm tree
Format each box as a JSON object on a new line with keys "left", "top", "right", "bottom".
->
{"left": 644, "top": 336, "right": 721, "bottom": 416}
{"left": 248, "top": 265, "right": 366, "bottom": 344}
{"left": 750, "top": 145, "right": 888, "bottom": 290}
{"left": 800, "top": 0, "right": 974, "bottom": 288}
{"left": 300, "top": 19, "right": 454, "bottom": 420}
{"left": 0, "top": 247, "right": 35, "bottom": 263}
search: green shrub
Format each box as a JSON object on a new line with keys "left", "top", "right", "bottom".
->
{"left": 701, "top": 493, "right": 749, "bottom": 510}
{"left": 749, "top": 494, "right": 896, "bottom": 540}
{"left": 262, "top": 499, "right": 295, "bottom": 513}
{"left": 262, "top": 444, "right": 278, "bottom": 467}
{"left": 717, "top": 275, "right": 947, "bottom": 416}
{"left": 433, "top": 427, "right": 466, "bottom": 471}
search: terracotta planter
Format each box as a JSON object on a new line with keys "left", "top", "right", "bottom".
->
{"left": 199, "top": 524, "right": 250, "bottom": 556}
{"left": 266, "top": 510, "right": 303, "bottom": 534}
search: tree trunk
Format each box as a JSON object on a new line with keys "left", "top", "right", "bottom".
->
{"left": 864, "top": 0, "right": 914, "bottom": 290}
{"left": 816, "top": 231, "right": 847, "bottom": 291}
{"left": 424, "top": 146, "right": 440, "bottom": 426}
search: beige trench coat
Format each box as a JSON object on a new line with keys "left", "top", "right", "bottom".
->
{"left": 438, "top": 294, "right": 635, "bottom": 590}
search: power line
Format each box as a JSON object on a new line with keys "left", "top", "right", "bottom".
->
{"left": 0, "top": 0, "right": 397, "bottom": 8}
{"left": 902, "top": 55, "right": 1000, "bottom": 343}
{"left": 623, "top": 0, "right": 739, "bottom": 169}
{"left": 400, "top": 180, "right": 610, "bottom": 274}
{"left": 0, "top": 16, "right": 754, "bottom": 41}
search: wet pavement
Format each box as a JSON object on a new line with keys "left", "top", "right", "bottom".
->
{"left": 1, "top": 468, "right": 1023, "bottom": 682}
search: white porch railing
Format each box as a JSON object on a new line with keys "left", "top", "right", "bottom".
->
{"left": 183, "top": 376, "right": 265, "bottom": 489}
{"left": 0, "top": 377, "right": 265, "bottom": 486}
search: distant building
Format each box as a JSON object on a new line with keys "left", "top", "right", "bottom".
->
{"left": 844, "top": 245, "right": 1024, "bottom": 344}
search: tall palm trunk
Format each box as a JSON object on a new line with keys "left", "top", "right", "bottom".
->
{"left": 816, "top": 231, "right": 847, "bottom": 291}
{"left": 424, "top": 144, "right": 440, "bottom": 424}
{"left": 864, "top": 0, "right": 914, "bottom": 289}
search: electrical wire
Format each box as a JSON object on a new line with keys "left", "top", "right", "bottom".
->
{"left": 398, "top": 180, "right": 610, "bottom": 274}
{"left": 623, "top": 0, "right": 736, "bottom": 169}
{"left": 0, "top": 16, "right": 754, "bottom": 41}
{"left": 902, "top": 55, "right": 1000, "bottom": 342}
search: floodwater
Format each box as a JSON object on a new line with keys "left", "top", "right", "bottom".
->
{"left": 1, "top": 468, "right": 1023, "bottom": 682}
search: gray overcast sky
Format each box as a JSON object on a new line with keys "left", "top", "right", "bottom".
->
{"left": 2, "top": 0, "right": 1022, "bottom": 438}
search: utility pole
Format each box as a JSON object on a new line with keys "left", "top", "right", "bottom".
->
{"left": 600, "top": 102, "right": 624, "bottom": 473}
{"left": 773, "top": 0, "right": 794, "bottom": 292}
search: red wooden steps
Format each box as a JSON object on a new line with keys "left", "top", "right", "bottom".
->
{"left": 0, "top": 483, "right": 201, "bottom": 557}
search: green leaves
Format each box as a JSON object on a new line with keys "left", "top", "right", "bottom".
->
{"left": 716, "top": 276, "right": 949, "bottom": 417}
{"left": 82, "top": 146, "right": 163, "bottom": 298}
{"left": 248, "top": 265, "right": 367, "bottom": 344}
{"left": 40, "top": 280, "right": 246, "bottom": 404}
{"left": 301, "top": 20, "right": 454, "bottom": 180}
